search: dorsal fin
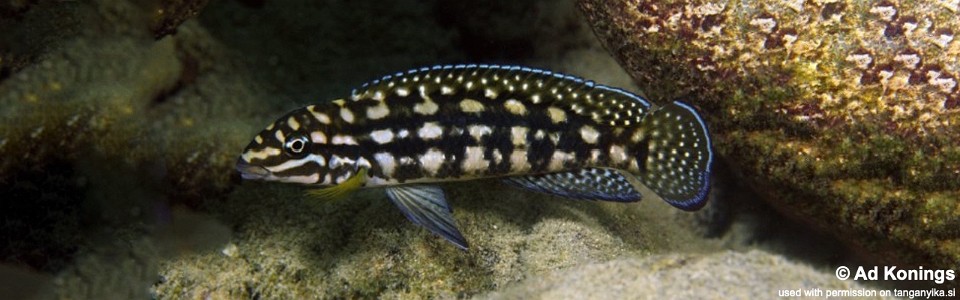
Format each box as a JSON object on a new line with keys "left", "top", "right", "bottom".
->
{"left": 349, "top": 64, "right": 652, "bottom": 127}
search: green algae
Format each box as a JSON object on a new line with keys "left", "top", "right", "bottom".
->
{"left": 578, "top": 0, "right": 960, "bottom": 269}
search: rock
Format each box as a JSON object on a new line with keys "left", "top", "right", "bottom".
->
{"left": 578, "top": 0, "right": 960, "bottom": 268}
{"left": 480, "top": 250, "right": 891, "bottom": 299}
{"left": 0, "top": 0, "right": 270, "bottom": 275}
{"left": 151, "top": 181, "right": 726, "bottom": 298}
{"left": 146, "top": 0, "right": 212, "bottom": 38}
{"left": 0, "top": 0, "right": 253, "bottom": 204}
{"left": 0, "top": 0, "right": 210, "bottom": 84}
{"left": 0, "top": 1, "right": 85, "bottom": 83}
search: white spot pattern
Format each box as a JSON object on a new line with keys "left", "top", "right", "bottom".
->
{"left": 370, "top": 129, "right": 394, "bottom": 144}
{"left": 418, "top": 122, "right": 443, "bottom": 140}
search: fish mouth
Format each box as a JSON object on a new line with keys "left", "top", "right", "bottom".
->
{"left": 236, "top": 159, "right": 271, "bottom": 180}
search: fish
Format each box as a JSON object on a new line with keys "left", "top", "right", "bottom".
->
{"left": 236, "top": 64, "right": 714, "bottom": 249}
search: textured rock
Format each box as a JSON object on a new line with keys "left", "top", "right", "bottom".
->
{"left": 153, "top": 183, "right": 701, "bottom": 298}
{"left": 147, "top": 0, "right": 211, "bottom": 38}
{"left": 480, "top": 250, "right": 891, "bottom": 299}
{"left": 0, "top": 0, "right": 209, "bottom": 84}
{"left": 0, "top": 0, "right": 251, "bottom": 204}
{"left": 578, "top": 0, "right": 960, "bottom": 268}
{"left": 0, "top": 0, "right": 269, "bottom": 275}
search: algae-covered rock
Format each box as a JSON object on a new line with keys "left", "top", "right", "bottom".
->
{"left": 0, "top": 0, "right": 253, "bottom": 204}
{"left": 0, "top": 1, "right": 84, "bottom": 81}
{"left": 0, "top": 0, "right": 210, "bottom": 81}
{"left": 578, "top": 0, "right": 960, "bottom": 268}
{"left": 146, "top": 0, "right": 211, "bottom": 38}
{"left": 0, "top": 0, "right": 269, "bottom": 277}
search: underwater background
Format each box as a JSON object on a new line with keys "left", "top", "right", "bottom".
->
{"left": 1, "top": 0, "right": 957, "bottom": 299}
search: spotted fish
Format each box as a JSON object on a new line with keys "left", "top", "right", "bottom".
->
{"left": 236, "top": 64, "right": 714, "bottom": 249}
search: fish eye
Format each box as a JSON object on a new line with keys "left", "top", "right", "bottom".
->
{"left": 283, "top": 132, "right": 310, "bottom": 157}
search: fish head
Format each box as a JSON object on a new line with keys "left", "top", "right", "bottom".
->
{"left": 236, "top": 106, "right": 332, "bottom": 185}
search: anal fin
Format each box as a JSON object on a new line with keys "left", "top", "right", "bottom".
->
{"left": 503, "top": 168, "right": 642, "bottom": 202}
{"left": 385, "top": 185, "right": 469, "bottom": 250}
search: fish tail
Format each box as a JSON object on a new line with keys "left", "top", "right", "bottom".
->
{"left": 636, "top": 101, "right": 714, "bottom": 211}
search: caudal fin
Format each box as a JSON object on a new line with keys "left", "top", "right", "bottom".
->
{"left": 636, "top": 101, "right": 713, "bottom": 211}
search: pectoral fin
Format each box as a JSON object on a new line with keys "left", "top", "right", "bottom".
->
{"left": 385, "top": 185, "right": 468, "bottom": 250}
{"left": 503, "top": 168, "right": 642, "bottom": 202}
{"left": 305, "top": 168, "right": 367, "bottom": 200}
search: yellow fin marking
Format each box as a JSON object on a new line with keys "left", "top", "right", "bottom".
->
{"left": 305, "top": 168, "right": 367, "bottom": 200}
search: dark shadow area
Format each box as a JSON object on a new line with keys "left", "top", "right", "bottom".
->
{"left": 0, "top": 159, "right": 84, "bottom": 273}
{"left": 433, "top": 1, "right": 538, "bottom": 63}
{"left": 194, "top": 0, "right": 466, "bottom": 110}
{"left": 711, "top": 160, "right": 946, "bottom": 291}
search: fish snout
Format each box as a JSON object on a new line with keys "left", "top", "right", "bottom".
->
{"left": 236, "top": 159, "right": 271, "bottom": 180}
